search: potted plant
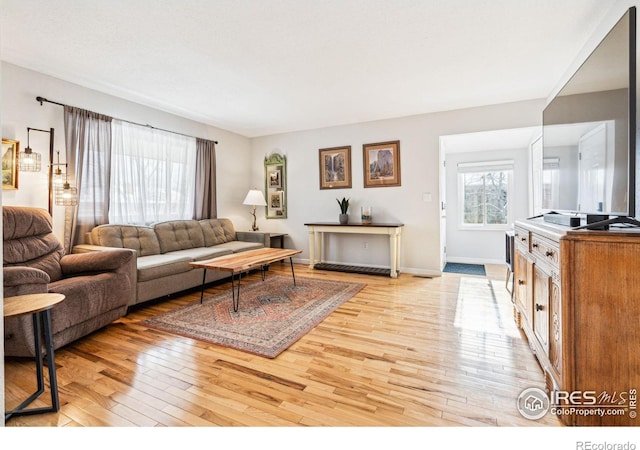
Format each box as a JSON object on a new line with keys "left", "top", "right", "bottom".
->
{"left": 337, "top": 197, "right": 350, "bottom": 224}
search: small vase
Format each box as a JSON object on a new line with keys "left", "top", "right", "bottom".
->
{"left": 339, "top": 213, "right": 349, "bottom": 224}
{"left": 361, "top": 206, "right": 372, "bottom": 224}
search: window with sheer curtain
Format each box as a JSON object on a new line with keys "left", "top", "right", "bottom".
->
{"left": 109, "top": 120, "right": 197, "bottom": 225}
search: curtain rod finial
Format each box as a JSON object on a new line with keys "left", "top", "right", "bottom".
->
{"left": 36, "top": 96, "right": 45, "bottom": 105}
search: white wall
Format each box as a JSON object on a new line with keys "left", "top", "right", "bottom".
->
{"left": 251, "top": 99, "right": 545, "bottom": 276}
{"left": 444, "top": 147, "right": 530, "bottom": 265}
{"left": 1, "top": 62, "right": 254, "bottom": 237}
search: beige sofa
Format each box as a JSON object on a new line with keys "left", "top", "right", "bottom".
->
{"left": 74, "top": 218, "right": 268, "bottom": 306}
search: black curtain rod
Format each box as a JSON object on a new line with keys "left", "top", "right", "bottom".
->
{"left": 35, "top": 96, "right": 219, "bottom": 144}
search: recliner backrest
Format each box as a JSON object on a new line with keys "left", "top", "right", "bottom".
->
{"left": 3, "top": 206, "right": 65, "bottom": 282}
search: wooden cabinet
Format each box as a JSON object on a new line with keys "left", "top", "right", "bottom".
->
{"left": 513, "top": 218, "right": 640, "bottom": 426}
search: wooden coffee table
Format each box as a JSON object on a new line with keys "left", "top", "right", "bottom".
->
{"left": 190, "top": 248, "right": 302, "bottom": 311}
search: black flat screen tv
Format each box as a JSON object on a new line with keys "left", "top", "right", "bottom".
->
{"left": 541, "top": 7, "right": 637, "bottom": 226}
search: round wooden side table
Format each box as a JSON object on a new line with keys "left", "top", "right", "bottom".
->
{"left": 4, "top": 292, "right": 65, "bottom": 422}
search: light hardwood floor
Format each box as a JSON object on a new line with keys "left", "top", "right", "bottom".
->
{"left": 4, "top": 263, "right": 561, "bottom": 427}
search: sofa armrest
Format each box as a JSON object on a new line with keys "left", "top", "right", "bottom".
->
{"left": 236, "top": 231, "right": 270, "bottom": 247}
{"left": 4, "top": 266, "right": 50, "bottom": 286}
{"left": 71, "top": 245, "right": 138, "bottom": 305}
{"left": 3, "top": 266, "right": 50, "bottom": 297}
{"left": 61, "top": 248, "right": 135, "bottom": 276}
{"left": 72, "top": 244, "right": 121, "bottom": 254}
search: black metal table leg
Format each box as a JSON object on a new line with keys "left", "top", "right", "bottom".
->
{"left": 5, "top": 309, "right": 60, "bottom": 421}
{"left": 41, "top": 309, "right": 60, "bottom": 412}
{"left": 290, "top": 257, "right": 297, "bottom": 286}
{"left": 199, "top": 268, "right": 207, "bottom": 303}
{"left": 231, "top": 272, "right": 242, "bottom": 312}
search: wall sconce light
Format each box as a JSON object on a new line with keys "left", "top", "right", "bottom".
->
{"left": 242, "top": 189, "right": 267, "bottom": 231}
{"left": 52, "top": 151, "right": 66, "bottom": 187}
{"left": 18, "top": 128, "right": 42, "bottom": 172}
{"left": 55, "top": 180, "right": 78, "bottom": 206}
{"left": 18, "top": 127, "right": 78, "bottom": 214}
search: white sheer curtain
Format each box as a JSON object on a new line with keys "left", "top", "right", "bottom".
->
{"left": 109, "top": 120, "right": 197, "bottom": 225}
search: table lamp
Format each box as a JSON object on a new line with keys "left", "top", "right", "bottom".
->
{"left": 243, "top": 189, "right": 267, "bottom": 231}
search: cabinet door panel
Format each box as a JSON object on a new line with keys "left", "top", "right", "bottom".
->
{"left": 533, "top": 265, "right": 550, "bottom": 354}
{"left": 514, "top": 251, "right": 530, "bottom": 324}
{"left": 549, "top": 280, "right": 562, "bottom": 377}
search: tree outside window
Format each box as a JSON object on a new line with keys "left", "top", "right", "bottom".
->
{"left": 458, "top": 162, "right": 513, "bottom": 229}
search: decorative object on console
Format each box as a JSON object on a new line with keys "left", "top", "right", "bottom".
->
{"left": 2, "top": 138, "right": 19, "bottom": 190}
{"left": 319, "top": 145, "right": 352, "bottom": 190}
{"left": 363, "top": 140, "right": 401, "bottom": 188}
{"left": 337, "top": 197, "right": 350, "bottom": 224}
{"left": 265, "top": 153, "right": 287, "bottom": 218}
{"left": 361, "top": 206, "right": 372, "bottom": 224}
{"left": 243, "top": 189, "right": 267, "bottom": 231}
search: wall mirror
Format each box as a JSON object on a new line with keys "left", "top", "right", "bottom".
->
{"left": 264, "top": 153, "right": 287, "bottom": 219}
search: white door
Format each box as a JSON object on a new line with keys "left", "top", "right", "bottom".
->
{"left": 578, "top": 123, "right": 607, "bottom": 212}
{"left": 439, "top": 142, "right": 447, "bottom": 268}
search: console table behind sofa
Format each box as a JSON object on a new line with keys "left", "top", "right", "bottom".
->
{"left": 304, "top": 222, "right": 404, "bottom": 278}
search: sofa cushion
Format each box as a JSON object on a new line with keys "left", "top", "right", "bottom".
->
{"left": 215, "top": 240, "right": 264, "bottom": 253}
{"left": 136, "top": 254, "right": 193, "bottom": 282}
{"left": 199, "top": 219, "right": 229, "bottom": 246}
{"left": 168, "top": 247, "right": 233, "bottom": 262}
{"left": 89, "top": 224, "right": 160, "bottom": 257}
{"left": 218, "top": 218, "right": 237, "bottom": 242}
{"left": 154, "top": 220, "right": 205, "bottom": 253}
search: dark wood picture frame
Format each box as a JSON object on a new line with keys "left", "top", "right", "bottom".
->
{"left": 363, "top": 140, "right": 401, "bottom": 188}
{"left": 319, "top": 146, "right": 352, "bottom": 190}
{"left": 2, "top": 138, "right": 19, "bottom": 190}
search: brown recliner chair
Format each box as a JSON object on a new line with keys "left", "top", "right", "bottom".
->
{"left": 3, "top": 206, "right": 134, "bottom": 357}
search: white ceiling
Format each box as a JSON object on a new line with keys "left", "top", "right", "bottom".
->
{"left": 0, "top": 0, "right": 612, "bottom": 138}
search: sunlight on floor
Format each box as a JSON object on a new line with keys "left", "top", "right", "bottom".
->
{"left": 453, "top": 276, "right": 520, "bottom": 338}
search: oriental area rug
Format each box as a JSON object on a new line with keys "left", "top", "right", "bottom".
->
{"left": 142, "top": 275, "right": 365, "bottom": 358}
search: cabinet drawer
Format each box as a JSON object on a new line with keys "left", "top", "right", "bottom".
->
{"left": 531, "top": 235, "right": 559, "bottom": 266}
{"left": 514, "top": 227, "right": 530, "bottom": 251}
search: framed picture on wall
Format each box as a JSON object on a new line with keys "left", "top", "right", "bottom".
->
{"left": 319, "top": 145, "right": 352, "bottom": 190}
{"left": 269, "top": 191, "right": 284, "bottom": 213}
{"left": 265, "top": 153, "right": 287, "bottom": 218}
{"left": 363, "top": 140, "right": 401, "bottom": 188}
{"left": 2, "top": 138, "right": 19, "bottom": 190}
{"left": 268, "top": 168, "right": 282, "bottom": 188}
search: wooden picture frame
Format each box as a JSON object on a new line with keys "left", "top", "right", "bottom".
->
{"left": 265, "top": 153, "right": 287, "bottom": 219}
{"left": 269, "top": 191, "right": 284, "bottom": 215}
{"left": 319, "top": 146, "right": 352, "bottom": 190}
{"left": 268, "top": 167, "right": 282, "bottom": 188}
{"left": 2, "top": 138, "right": 19, "bottom": 190}
{"left": 363, "top": 140, "right": 401, "bottom": 188}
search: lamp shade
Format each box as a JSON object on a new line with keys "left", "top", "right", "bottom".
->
{"left": 18, "top": 147, "right": 42, "bottom": 172}
{"left": 243, "top": 189, "right": 267, "bottom": 206}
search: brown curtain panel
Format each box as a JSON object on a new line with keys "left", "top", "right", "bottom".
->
{"left": 63, "top": 106, "right": 113, "bottom": 252}
{"left": 193, "top": 138, "right": 217, "bottom": 219}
